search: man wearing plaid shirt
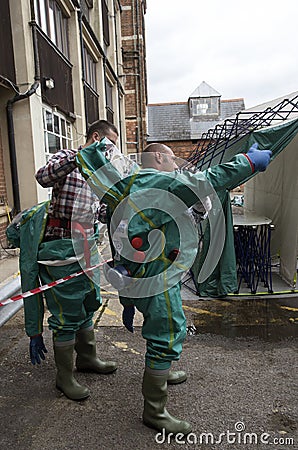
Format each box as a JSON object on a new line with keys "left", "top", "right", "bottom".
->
{"left": 28, "top": 120, "right": 119, "bottom": 401}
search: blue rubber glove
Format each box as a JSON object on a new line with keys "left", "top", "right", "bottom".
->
{"left": 30, "top": 335, "right": 48, "bottom": 365}
{"left": 246, "top": 143, "right": 272, "bottom": 172}
{"left": 122, "top": 305, "right": 135, "bottom": 333}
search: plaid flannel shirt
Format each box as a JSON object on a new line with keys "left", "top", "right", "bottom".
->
{"left": 35, "top": 149, "right": 98, "bottom": 240}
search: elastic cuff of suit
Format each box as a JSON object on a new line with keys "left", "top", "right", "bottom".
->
{"left": 145, "top": 366, "right": 170, "bottom": 376}
{"left": 30, "top": 334, "right": 42, "bottom": 339}
{"left": 242, "top": 153, "right": 255, "bottom": 173}
{"left": 145, "top": 360, "right": 171, "bottom": 371}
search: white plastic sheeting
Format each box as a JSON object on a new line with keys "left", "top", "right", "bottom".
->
{"left": 245, "top": 129, "right": 298, "bottom": 288}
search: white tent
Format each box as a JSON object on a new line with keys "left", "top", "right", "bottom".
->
{"left": 188, "top": 92, "right": 298, "bottom": 295}
{"left": 245, "top": 121, "right": 298, "bottom": 288}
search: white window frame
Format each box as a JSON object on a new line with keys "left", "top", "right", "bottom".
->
{"left": 35, "top": 0, "right": 69, "bottom": 57}
{"left": 42, "top": 106, "right": 73, "bottom": 162}
{"left": 83, "top": 45, "right": 97, "bottom": 91}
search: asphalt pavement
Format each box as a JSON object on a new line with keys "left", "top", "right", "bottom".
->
{"left": 0, "top": 248, "right": 298, "bottom": 449}
{"left": 0, "top": 272, "right": 298, "bottom": 449}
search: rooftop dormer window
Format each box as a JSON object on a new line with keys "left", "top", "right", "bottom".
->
{"left": 190, "top": 97, "right": 220, "bottom": 117}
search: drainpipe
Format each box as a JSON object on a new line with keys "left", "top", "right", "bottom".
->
{"left": 131, "top": 0, "right": 140, "bottom": 153}
{"left": 113, "top": 3, "right": 123, "bottom": 153}
{"left": 135, "top": 0, "right": 143, "bottom": 152}
{"left": 77, "top": 8, "right": 89, "bottom": 134}
{"left": 6, "top": 82, "right": 39, "bottom": 213}
{"left": 6, "top": 1, "right": 40, "bottom": 213}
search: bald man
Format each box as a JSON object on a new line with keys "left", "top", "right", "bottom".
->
{"left": 76, "top": 139, "right": 271, "bottom": 434}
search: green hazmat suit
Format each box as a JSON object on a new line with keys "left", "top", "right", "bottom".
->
{"left": 6, "top": 201, "right": 49, "bottom": 336}
{"left": 6, "top": 201, "right": 101, "bottom": 341}
{"left": 76, "top": 141, "right": 254, "bottom": 369}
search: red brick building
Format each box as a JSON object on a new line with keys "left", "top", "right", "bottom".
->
{"left": 121, "top": 0, "right": 147, "bottom": 156}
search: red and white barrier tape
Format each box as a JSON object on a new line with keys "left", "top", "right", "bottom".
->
{"left": 0, "top": 258, "right": 112, "bottom": 307}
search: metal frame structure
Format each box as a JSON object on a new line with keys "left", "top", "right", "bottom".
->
{"left": 181, "top": 93, "right": 298, "bottom": 297}
{"left": 184, "top": 94, "right": 298, "bottom": 170}
{"left": 234, "top": 223, "right": 274, "bottom": 294}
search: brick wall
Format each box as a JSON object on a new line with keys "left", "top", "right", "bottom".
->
{"left": 0, "top": 220, "right": 8, "bottom": 248}
{"left": 160, "top": 140, "right": 202, "bottom": 161}
{"left": 121, "top": 0, "right": 147, "bottom": 153}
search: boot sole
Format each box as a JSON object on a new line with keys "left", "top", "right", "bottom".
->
{"left": 143, "top": 417, "right": 192, "bottom": 435}
{"left": 76, "top": 366, "right": 118, "bottom": 374}
{"left": 167, "top": 376, "right": 187, "bottom": 385}
{"left": 56, "top": 384, "right": 90, "bottom": 401}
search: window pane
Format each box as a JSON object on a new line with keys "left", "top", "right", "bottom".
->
{"left": 44, "top": 131, "right": 48, "bottom": 153}
{"left": 48, "top": 134, "right": 57, "bottom": 153}
{"left": 67, "top": 124, "right": 72, "bottom": 139}
{"left": 46, "top": 110, "right": 53, "bottom": 131}
{"left": 39, "top": 0, "right": 48, "bottom": 33}
{"left": 55, "top": 9, "right": 62, "bottom": 50}
{"left": 105, "top": 80, "right": 113, "bottom": 110}
{"left": 106, "top": 108, "right": 113, "bottom": 124}
{"left": 83, "top": 46, "right": 97, "bottom": 90}
{"left": 191, "top": 98, "right": 219, "bottom": 116}
{"left": 91, "top": 60, "right": 96, "bottom": 90}
{"left": 61, "top": 118, "right": 66, "bottom": 136}
{"left": 62, "top": 16, "right": 69, "bottom": 56}
{"left": 55, "top": 135, "right": 61, "bottom": 149}
{"left": 101, "top": 0, "right": 110, "bottom": 46}
{"left": 34, "top": 0, "right": 40, "bottom": 26}
{"left": 54, "top": 114, "right": 59, "bottom": 134}
{"left": 49, "top": 1, "right": 57, "bottom": 44}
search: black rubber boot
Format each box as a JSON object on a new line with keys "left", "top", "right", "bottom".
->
{"left": 54, "top": 343, "right": 90, "bottom": 401}
{"left": 142, "top": 367, "right": 191, "bottom": 434}
{"left": 75, "top": 328, "right": 117, "bottom": 374}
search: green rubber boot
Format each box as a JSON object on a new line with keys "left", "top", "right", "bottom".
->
{"left": 167, "top": 370, "right": 187, "bottom": 385}
{"left": 75, "top": 328, "right": 117, "bottom": 374}
{"left": 142, "top": 368, "right": 192, "bottom": 435}
{"left": 54, "top": 343, "right": 90, "bottom": 401}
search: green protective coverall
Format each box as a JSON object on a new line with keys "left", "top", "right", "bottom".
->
{"left": 6, "top": 201, "right": 101, "bottom": 342}
{"left": 76, "top": 142, "right": 254, "bottom": 369}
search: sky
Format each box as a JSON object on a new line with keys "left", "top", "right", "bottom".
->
{"left": 145, "top": 0, "right": 298, "bottom": 109}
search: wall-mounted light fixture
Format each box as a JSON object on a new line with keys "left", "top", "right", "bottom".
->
{"left": 44, "top": 77, "right": 55, "bottom": 90}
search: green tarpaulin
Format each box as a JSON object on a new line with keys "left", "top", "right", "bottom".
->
{"left": 192, "top": 117, "right": 298, "bottom": 296}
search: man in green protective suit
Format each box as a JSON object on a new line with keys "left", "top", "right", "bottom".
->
{"left": 76, "top": 139, "right": 271, "bottom": 434}
{"left": 21, "top": 120, "right": 119, "bottom": 401}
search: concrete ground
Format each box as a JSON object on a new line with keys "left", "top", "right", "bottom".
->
{"left": 0, "top": 269, "right": 298, "bottom": 449}
{"left": 0, "top": 250, "right": 19, "bottom": 286}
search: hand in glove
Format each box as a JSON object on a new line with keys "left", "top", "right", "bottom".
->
{"left": 246, "top": 143, "right": 272, "bottom": 172}
{"left": 122, "top": 305, "right": 135, "bottom": 333}
{"left": 98, "top": 202, "right": 107, "bottom": 224}
{"left": 30, "top": 334, "right": 48, "bottom": 365}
